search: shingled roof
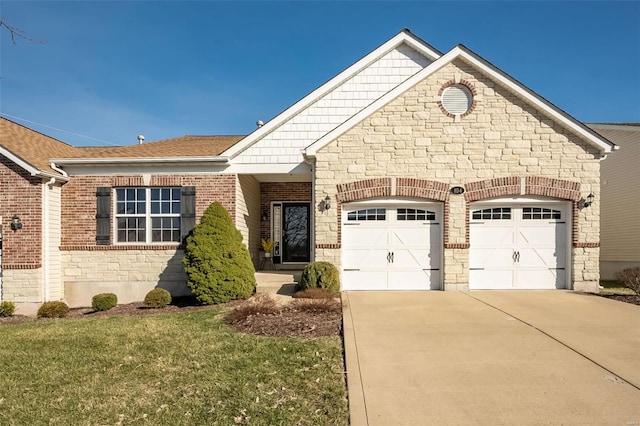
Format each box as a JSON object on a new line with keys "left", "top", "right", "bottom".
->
{"left": 0, "top": 117, "right": 77, "bottom": 176}
{"left": 1, "top": 117, "right": 246, "bottom": 175}
{"left": 71, "top": 135, "right": 245, "bottom": 158}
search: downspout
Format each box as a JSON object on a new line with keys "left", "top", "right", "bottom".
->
{"left": 43, "top": 180, "right": 52, "bottom": 301}
{"left": 50, "top": 162, "right": 68, "bottom": 178}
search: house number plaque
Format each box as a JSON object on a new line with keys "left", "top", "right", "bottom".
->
{"left": 450, "top": 186, "right": 465, "bottom": 195}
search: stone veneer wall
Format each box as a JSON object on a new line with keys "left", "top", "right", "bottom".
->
{"left": 62, "top": 249, "right": 187, "bottom": 308}
{"left": 314, "top": 60, "right": 602, "bottom": 292}
{"left": 2, "top": 268, "right": 43, "bottom": 302}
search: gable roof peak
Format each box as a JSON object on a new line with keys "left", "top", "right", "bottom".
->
{"left": 221, "top": 29, "right": 442, "bottom": 159}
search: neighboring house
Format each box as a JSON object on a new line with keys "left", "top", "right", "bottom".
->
{"left": 0, "top": 30, "right": 616, "bottom": 307}
{"left": 587, "top": 123, "right": 640, "bottom": 280}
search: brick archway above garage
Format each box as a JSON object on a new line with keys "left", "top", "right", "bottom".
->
{"left": 336, "top": 178, "right": 449, "bottom": 203}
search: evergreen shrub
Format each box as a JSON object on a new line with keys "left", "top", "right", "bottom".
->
{"left": 183, "top": 202, "right": 256, "bottom": 305}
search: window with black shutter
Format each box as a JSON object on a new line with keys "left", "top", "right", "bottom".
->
{"left": 96, "top": 187, "right": 111, "bottom": 245}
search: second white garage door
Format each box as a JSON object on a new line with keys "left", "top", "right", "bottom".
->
{"left": 341, "top": 201, "right": 442, "bottom": 291}
{"left": 469, "top": 199, "right": 569, "bottom": 290}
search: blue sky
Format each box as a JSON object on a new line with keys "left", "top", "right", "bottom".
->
{"left": 1, "top": 1, "right": 639, "bottom": 147}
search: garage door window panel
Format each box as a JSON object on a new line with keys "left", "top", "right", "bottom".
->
{"left": 472, "top": 207, "right": 511, "bottom": 220}
{"left": 347, "top": 208, "right": 386, "bottom": 221}
{"left": 397, "top": 208, "right": 436, "bottom": 221}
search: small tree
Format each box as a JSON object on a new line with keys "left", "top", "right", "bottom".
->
{"left": 183, "top": 202, "right": 256, "bottom": 304}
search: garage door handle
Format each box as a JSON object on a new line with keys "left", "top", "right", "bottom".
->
{"left": 391, "top": 252, "right": 394, "bottom": 263}
{"left": 387, "top": 252, "right": 391, "bottom": 263}
{"left": 512, "top": 251, "right": 521, "bottom": 262}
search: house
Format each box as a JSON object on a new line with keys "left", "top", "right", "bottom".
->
{"left": 0, "top": 30, "right": 616, "bottom": 307}
{"left": 586, "top": 123, "right": 640, "bottom": 280}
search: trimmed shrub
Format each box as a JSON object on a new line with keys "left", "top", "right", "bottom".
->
{"left": 91, "top": 293, "right": 118, "bottom": 312}
{"left": 616, "top": 267, "right": 640, "bottom": 294}
{"left": 37, "top": 301, "right": 70, "bottom": 318}
{"left": 292, "top": 288, "right": 339, "bottom": 299}
{"left": 144, "top": 288, "right": 172, "bottom": 308}
{"left": 0, "top": 301, "right": 16, "bottom": 317}
{"left": 299, "top": 262, "right": 340, "bottom": 293}
{"left": 183, "top": 201, "right": 257, "bottom": 305}
{"left": 290, "top": 298, "right": 342, "bottom": 314}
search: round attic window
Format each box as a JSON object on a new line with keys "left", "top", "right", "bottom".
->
{"left": 441, "top": 84, "right": 473, "bottom": 115}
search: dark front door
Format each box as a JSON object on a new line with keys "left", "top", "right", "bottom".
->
{"left": 282, "top": 203, "right": 310, "bottom": 263}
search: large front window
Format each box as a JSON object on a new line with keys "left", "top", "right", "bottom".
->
{"left": 115, "top": 187, "right": 181, "bottom": 243}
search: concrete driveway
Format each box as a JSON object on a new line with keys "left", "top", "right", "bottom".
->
{"left": 342, "top": 291, "right": 640, "bottom": 425}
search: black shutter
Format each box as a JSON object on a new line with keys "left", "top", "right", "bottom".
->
{"left": 96, "top": 187, "right": 111, "bottom": 245}
{"left": 181, "top": 186, "right": 196, "bottom": 243}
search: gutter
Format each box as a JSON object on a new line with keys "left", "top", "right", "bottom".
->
{"left": 50, "top": 156, "right": 230, "bottom": 166}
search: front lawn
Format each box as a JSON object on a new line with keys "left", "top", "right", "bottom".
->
{"left": 0, "top": 308, "right": 348, "bottom": 425}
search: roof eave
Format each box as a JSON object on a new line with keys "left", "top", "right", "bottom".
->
{"left": 0, "top": 145, "right": 69, "bottom": 181}
{"left": 51, "top": 156, "right": 230, "bottom": 166}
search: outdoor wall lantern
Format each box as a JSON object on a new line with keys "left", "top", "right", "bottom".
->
{"left": 323, "top": 195, "right": 332, "bottom": 211}
{"left": 10, "top": 215, "right": 23, "bottom": 231}
{"left": 261, "top": 211, "right": 268, "bottom": 222}
{"left": 579, "top": 193, "right": 595, "bottom": 209}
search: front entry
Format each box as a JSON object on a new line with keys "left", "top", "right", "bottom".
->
{"left": 272, "top": 202, "right": 311, "bottom": 264}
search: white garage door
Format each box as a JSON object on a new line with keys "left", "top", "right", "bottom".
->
{"left": 469, "top": 201, "right": 568, "bottom": 290}
{"left": 342, "top": 202, "right": 442, "bottom": 290}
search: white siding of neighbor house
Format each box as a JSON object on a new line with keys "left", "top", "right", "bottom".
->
{"left": 235, "top": 44, "right": 432, "bottom": 164}
{"left": 45, "top": 183, "right": 63, "bottom": 301}
{"left": 235, "top": 175, "right": 261, "bottom": 267}
{"left": 595, "top": 126, "right": 640, "bottom": 278}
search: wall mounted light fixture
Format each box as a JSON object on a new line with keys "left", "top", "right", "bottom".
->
{"left": 10, "top": 215, "right": 23, "bottom": 231}
{"left": 261, "top": 211, "right": 268, "bottom": 222}
{"left": 579, "top": 193, "right": 595, "bottom": 209}
{"left": 323, "top": 195, "right": 332, "bottom": 210}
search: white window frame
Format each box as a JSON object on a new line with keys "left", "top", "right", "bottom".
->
{"left": 114, "top": 187, "right": 181, "bottom": 244}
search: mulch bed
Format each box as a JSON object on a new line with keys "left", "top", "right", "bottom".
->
{"left": 0, "top": 296, "right": 343, "bottom": 338}
{"left": 598, "top": 294, "right": 640, "bottom": 306}
{"left": 0, "top": 297, "right": 238, "bottom": 327}
{"left": 228, "top": 306, "right": 342, "bottom": 338}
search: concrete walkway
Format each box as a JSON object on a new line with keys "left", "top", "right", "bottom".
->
{"left": 342, "top": 291, "right": 640, "bottom": 425}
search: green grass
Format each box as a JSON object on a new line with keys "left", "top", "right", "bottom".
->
{"left": 0, "top": 309, "right": 348, "bottom": 425}
{"left": 599, "top": 280, "right": 637, "bottom": 295}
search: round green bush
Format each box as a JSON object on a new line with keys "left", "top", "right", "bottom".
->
{"left": 183, "top": 201, "right": 257, "bottom": 305}
{"left": 37, "top": 301, "right": 70, "bottom": 318}
{"left": 0, "top": 301, "right": 16, "bottom": 317}
{"left": 299, "top": 262, "right": 340, "bottom": 293}
{"left": 91, "top": 293, "right": 118, "bottom": 311}
{"left": 144, "top": 288, "right": 172, "bottom": 308}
